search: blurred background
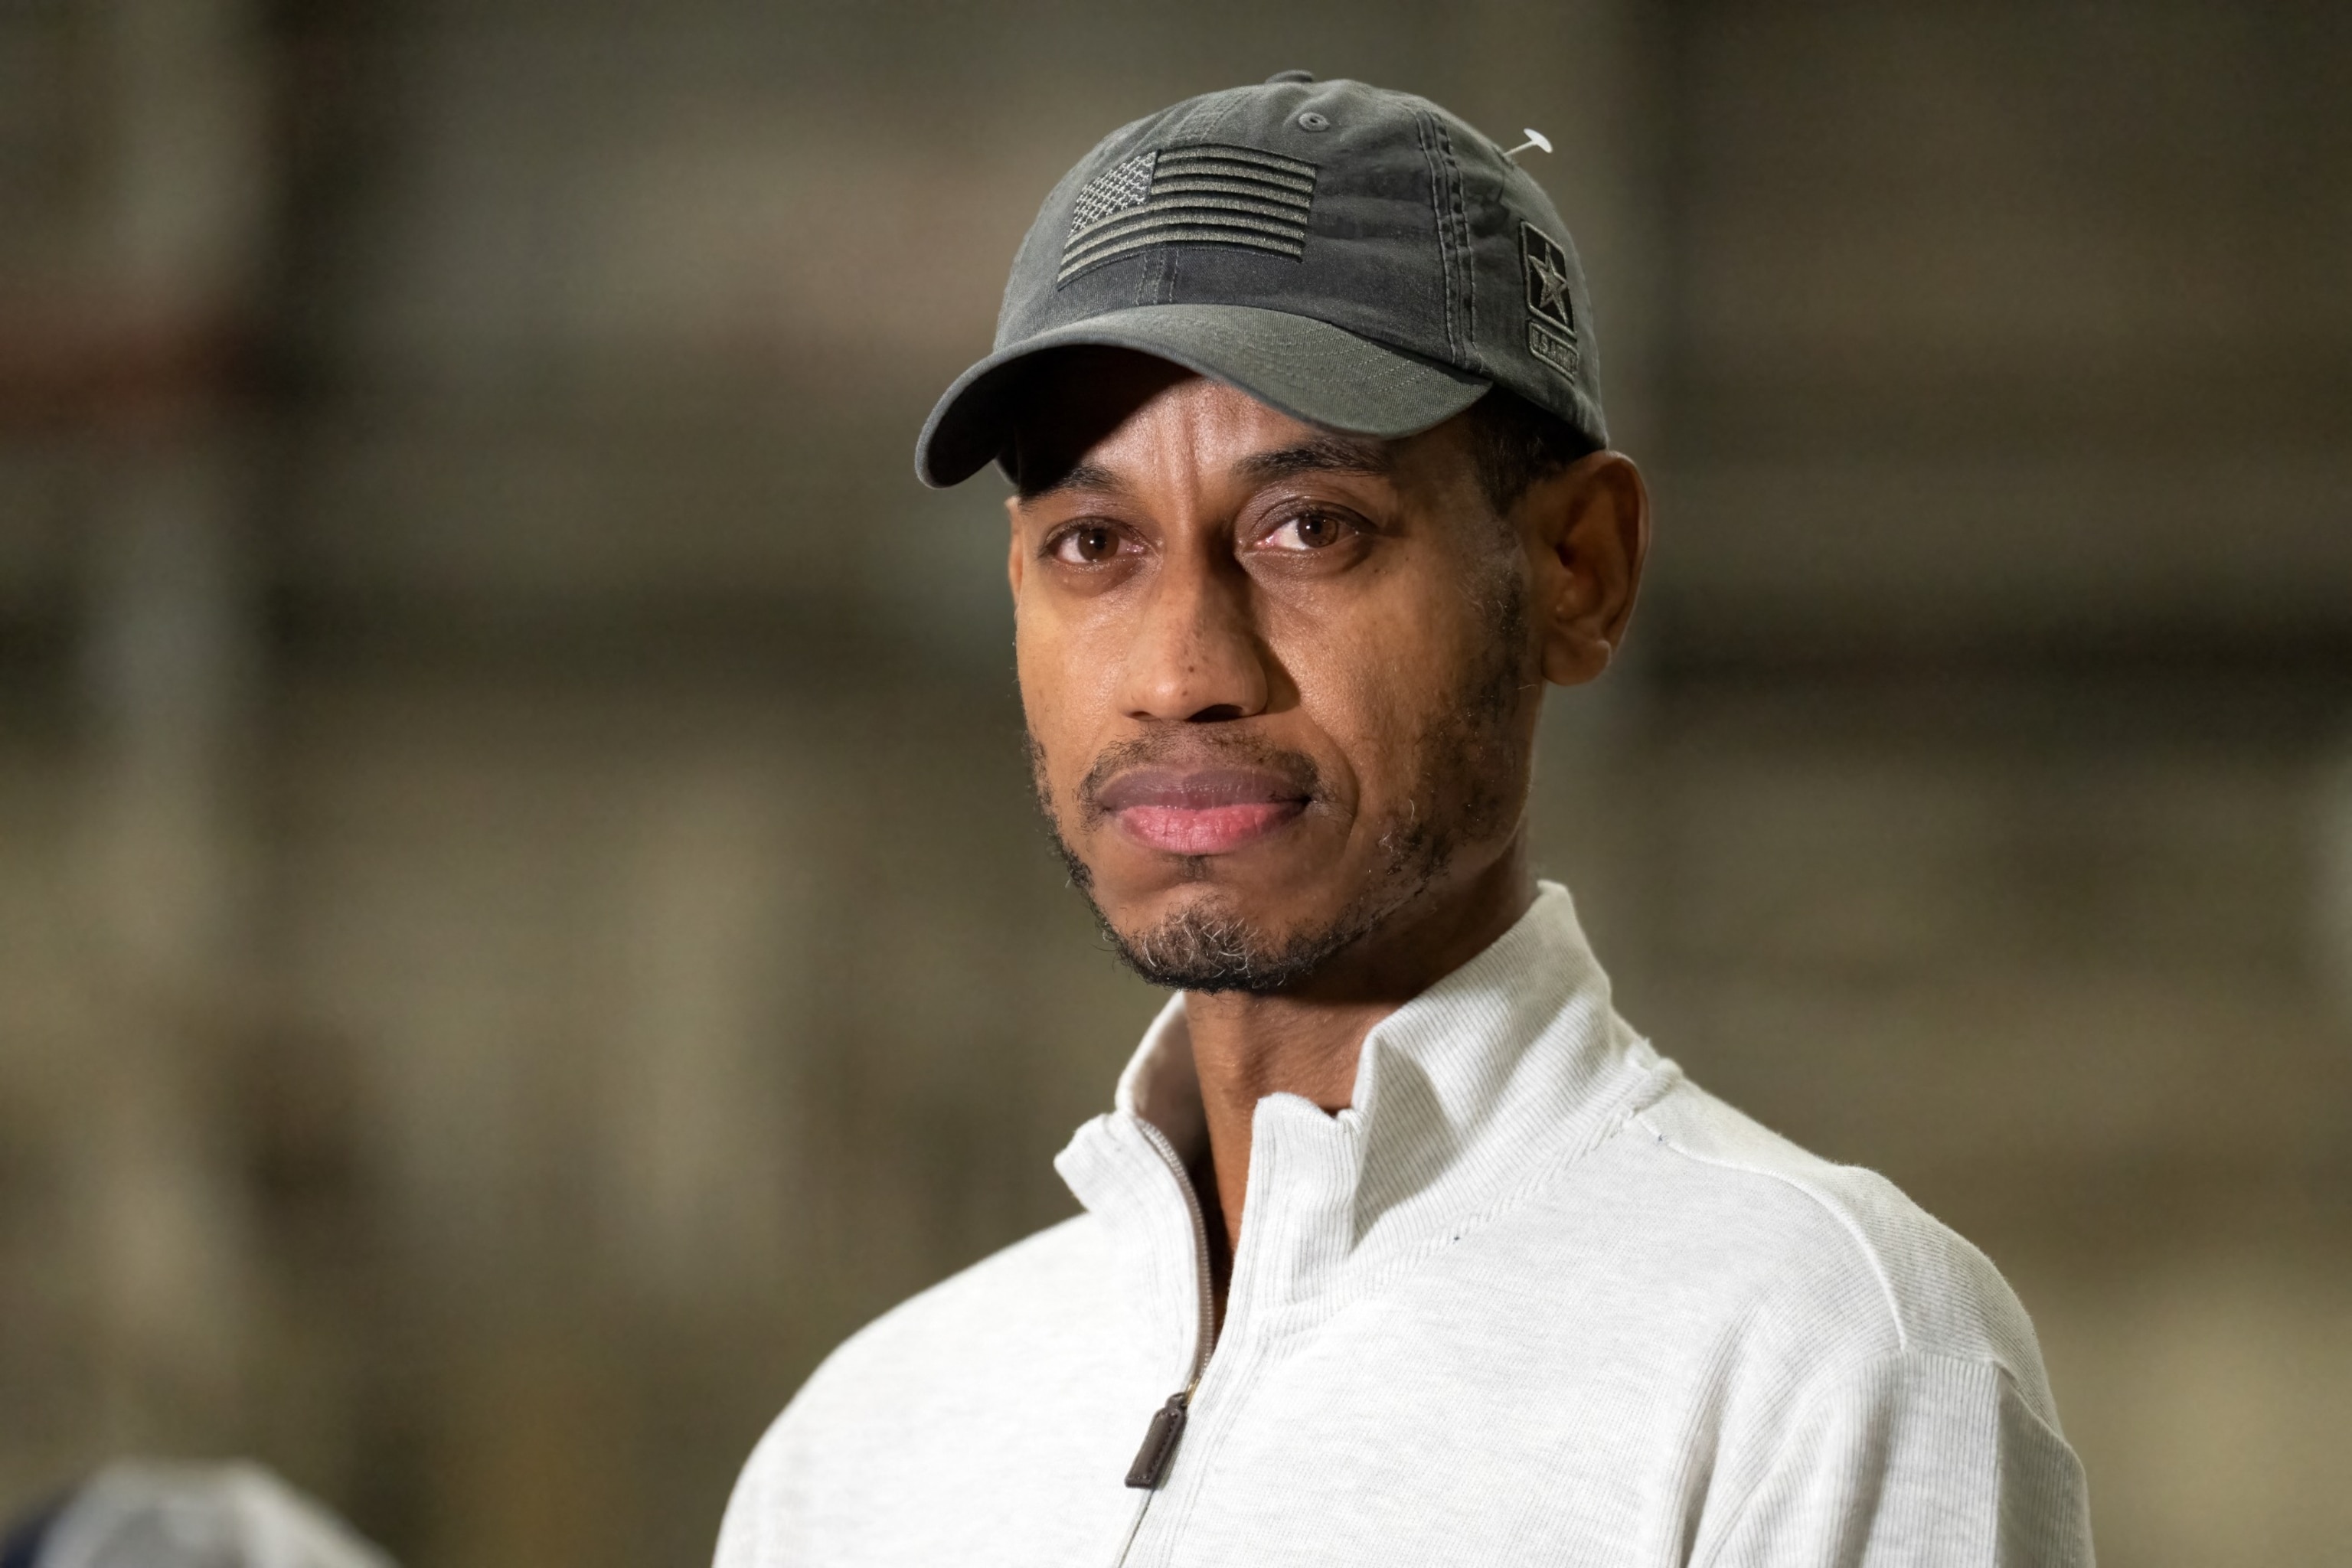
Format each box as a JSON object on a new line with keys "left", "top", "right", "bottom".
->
{"left": 0, "top": 1, "right": 2347, "bottom": 1563}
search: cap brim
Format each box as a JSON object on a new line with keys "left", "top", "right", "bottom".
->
{"left": 915, "top": 304, "right": 1491, "bottom": 488}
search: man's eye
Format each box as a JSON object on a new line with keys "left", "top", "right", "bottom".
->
{"left": 1263, "top": 510, "right": 1352, "bottom": 551}
{"left": 1052, "top": 524, "right": 1121, "bottom": 564}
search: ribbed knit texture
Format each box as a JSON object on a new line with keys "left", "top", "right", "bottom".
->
{"left": 714, "top": 884, "right": 2094, "bottom": 1567}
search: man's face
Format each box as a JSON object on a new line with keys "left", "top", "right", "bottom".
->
{"left": 1007, "top": 352, "right": 1544, "bottom": 994}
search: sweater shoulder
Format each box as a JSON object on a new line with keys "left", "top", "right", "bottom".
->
{"left": 793, "top": 1210, "right": 1110, "bottom": 1411}
{"left": 714, "top": 1213, "right": 1127, "bottom": 1568}
{"left": 1629, "top": 1078, "right": 2055, "bottom": 1412}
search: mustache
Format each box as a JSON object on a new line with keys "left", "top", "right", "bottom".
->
{"left": 1071, "top": 730, "right": 1323, "bottom": 825}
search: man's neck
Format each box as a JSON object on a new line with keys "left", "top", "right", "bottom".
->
{"left": 1180, "top": 843, "right": 1538, "bottom": 1300}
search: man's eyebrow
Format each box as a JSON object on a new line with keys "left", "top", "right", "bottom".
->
{"left": 1018, "top": 437, "right": 1390, "bottom": 503}
{"left": 1018, "top": 459, "right": 1128, "bottom": 503}
{"left": 1234, "top": 435, "right": 1394, "bottom": 486}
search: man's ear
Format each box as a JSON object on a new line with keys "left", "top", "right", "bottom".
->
{"left": 1005, "top": 494, "right": 1027, "bottom": 601}
{"left": 1523, "top": 450, "right": 1649, "bottom": 688}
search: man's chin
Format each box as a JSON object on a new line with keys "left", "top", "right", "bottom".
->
{"left": 1093, "top": 885, "right": 1372, "bottom": 996}
{"left": 1045, "top": 816, "right": 1387, "bottom": 994}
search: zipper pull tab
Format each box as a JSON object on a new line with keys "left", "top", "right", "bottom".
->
{"left": 1123, "top": 1390, "right": 1191, "bottom": 1490}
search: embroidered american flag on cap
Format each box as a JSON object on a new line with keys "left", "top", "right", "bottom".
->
{"left": 1059, "top": 143, "right": 1318, "bottom": 285}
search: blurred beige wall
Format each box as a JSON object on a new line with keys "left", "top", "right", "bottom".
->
{"left": 0, "top": 2, "right": 2345, "bottom": 1565}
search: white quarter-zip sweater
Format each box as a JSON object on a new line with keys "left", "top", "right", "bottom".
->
{"left": 716, "top": 884, "right": 2093, "bottom": 1566}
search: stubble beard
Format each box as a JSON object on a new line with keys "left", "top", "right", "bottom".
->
{"left": 1029, "top": 571, "right": 1533, "bottom": 996}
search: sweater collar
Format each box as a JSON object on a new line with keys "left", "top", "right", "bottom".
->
{"left": 1057, "top": 881, "right": 1668, "bottom": 1370}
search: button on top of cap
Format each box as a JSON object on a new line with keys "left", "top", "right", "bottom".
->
{"left": 1264, "top": 69, "right": 1315, "bottom": 83}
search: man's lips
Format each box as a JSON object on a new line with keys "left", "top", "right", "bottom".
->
{"left": 1093, "top": 767, "right": 1312, "bottom": 855}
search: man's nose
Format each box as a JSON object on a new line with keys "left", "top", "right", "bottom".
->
{"left": 1116, "top": 551, "right": 1271, "bottom": 723}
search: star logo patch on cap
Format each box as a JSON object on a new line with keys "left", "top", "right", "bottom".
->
{"left": 1521, "top": 222, "right": 1580, "bottom": 378}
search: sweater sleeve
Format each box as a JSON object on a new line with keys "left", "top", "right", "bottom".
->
{"left": 1698, "top": 1353, "right": 2094, "bottom": 1568}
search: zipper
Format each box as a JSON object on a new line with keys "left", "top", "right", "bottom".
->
{"left": 1122, "top": 1388, "right": 1192, "bottom": 1489}
{"left": 1125, "top": 1119, "right": 1216, "bottom": 1491}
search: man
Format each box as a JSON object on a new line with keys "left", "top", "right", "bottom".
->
{"left": 717, "top": 74, "right": 2093, "bottom": 1567}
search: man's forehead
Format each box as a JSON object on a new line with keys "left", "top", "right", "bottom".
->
{"left": 1013, "top": 354, "right": 1395, "bottom": 501}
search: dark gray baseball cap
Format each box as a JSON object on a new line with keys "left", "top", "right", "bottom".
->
{"left": 916, "top": 73, "right": 1609, "bottom": 488}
